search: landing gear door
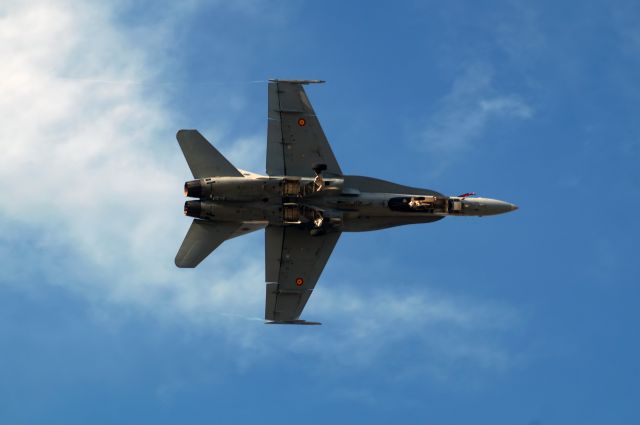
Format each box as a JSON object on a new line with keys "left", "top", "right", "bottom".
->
{"left": 283, "top": 203, "right": 302, "bottom": 224}
{"left": 282, "top": 178, "right": 301, "bottom": 197}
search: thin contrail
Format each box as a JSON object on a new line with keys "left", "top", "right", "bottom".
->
{"left": 219, "top": 312, "right": 264, "bottom": 322}
{"left": 49, "top": 77, "right": 269, "bottom": 86}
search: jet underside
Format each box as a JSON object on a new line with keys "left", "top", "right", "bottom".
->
{"left": 174, "top": 80, "right": 517, "bottom": 324}
{"left": 183, "top": 174, "right": 516, "bottom": 231}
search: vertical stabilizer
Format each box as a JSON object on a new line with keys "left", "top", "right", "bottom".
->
{"left": 176, "top": 130, "right": 243, "bottom": 178}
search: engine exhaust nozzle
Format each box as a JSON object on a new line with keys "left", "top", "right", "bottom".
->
{"left": 183, "top": 200, "right": 202, "bottom": 218}
{"left": 184, "top": 180, "right": 205, "bottom": 198}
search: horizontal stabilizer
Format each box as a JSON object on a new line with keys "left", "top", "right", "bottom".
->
{"left": 228, "top": 221, "right": 267, "bottom": 241}
{"left": 176, "top": 129, "right": 242, "bottom": 179}
{"left": 175, "top": 220, "right": 241, "bottom": 268}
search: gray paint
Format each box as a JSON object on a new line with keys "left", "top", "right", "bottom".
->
{"left": 175, "top": 219, "right": 241, "bottom": 268}
{"left": 267, "top": 81, "right": 342, "bottom": 177}
{"left": 264, "top": 226, "right": 340, "bottom": 322}
{"left": 174, "top": 81, "right": 517, "bottom": 323}
{"left": 177, "top": 130, "right": 243, "bottom": 178}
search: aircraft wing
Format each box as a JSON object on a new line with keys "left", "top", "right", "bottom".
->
{"left": 266, "top": 80, "right": 342, "bottom": 177}
{"left": 264, "top": 225, "right": 340, "bottom": 323}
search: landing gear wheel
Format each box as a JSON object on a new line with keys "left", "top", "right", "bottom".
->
{"left": 309, "top": 228, "right": 326, "bottom": 237}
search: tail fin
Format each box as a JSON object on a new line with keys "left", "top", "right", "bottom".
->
{"left": 175, "top": 220, "right": 267, "bottom": 268}
{"left": 176, "top": 130, "right": 242, "bottom": 178}
{"left": 175, "top": 220, "right": 241, "bottom": 268}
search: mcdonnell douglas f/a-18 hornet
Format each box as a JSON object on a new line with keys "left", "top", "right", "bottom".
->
{"left": 175, "top": 79, "right": 517, "bottom": 325}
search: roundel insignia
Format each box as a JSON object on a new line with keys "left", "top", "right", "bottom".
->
{"left": 297, "top": 118, "right": 306, "bottom": 127}
{"left": 295, "top": 277, "right": 304, "bottom": 286}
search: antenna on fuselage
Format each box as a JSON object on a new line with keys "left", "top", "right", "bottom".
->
{"left": 457, "top": 192, "right": 476, "bottom": 199}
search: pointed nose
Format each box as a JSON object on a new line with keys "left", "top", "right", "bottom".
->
{"left": 493, "top": 200, "right": 519, "bottom": 215}
{"left": 491, "top": 200, "right": 517, "bottom": 215}
{"left": 466, "top": 198, "right": 518, "bottom": 215}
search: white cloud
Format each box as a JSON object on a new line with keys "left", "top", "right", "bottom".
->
{"left": 0, "top": 0, "right": 520, "bottom": 381}
{"left": 0, "top": 0, "right": 258, "bottom": 312}
{"left": 420, "top": 63, "right": 533, "bottom": 172}
{"left": 303, "top": 286, "right": 519, "bottom": 375}
{"left": 494, "top": 4, "right": 546, "bottom": 65}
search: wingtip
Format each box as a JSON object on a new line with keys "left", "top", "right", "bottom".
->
{"left": 175, "top": 255, "right": 197, "bottom": 268}
{"left": 264, "top": 320, "right": 322, "bottom": 325}
{"left": 176, "top": 129, "right": 198, "bottom": 141}
{"left": 268, "top": 79, "right": 326, "bottom": 84}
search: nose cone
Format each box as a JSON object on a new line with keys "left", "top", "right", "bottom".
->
{"left": 461, "top": 197, "right": 518, "bottom": 216}
{"left": 487, "top": 199, "right": 518, "bottom": 215}
{"left": 486, "top": 199, "right": 518, "bottom": 215}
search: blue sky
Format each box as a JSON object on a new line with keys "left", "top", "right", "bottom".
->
{"left": 1, "top": 1, "right": 639, "bottom": 424}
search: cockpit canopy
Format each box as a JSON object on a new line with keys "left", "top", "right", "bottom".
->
{"left": 388, "top": 196, "right": 446, "bottom": 213}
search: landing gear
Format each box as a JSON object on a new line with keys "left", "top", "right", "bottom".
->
{"left": 309, "top": 227, "right": 326, "bottom": 237}
{"left": 313, "top": 163, "right": 327, "bottom": 192}
{"left": 309, "top": 208, "right": 343, "bottom": 236}
{"left": 313, "top": 210, "right": 324, "bottom": 228}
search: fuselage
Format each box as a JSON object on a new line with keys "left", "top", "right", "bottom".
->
{"left": 175, "top": 79, "right": 519, "bottom": 323}
{"left": 182, "top": 173, "right": 517, "bottom": 233}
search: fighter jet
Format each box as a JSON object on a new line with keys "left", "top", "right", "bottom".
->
{"left": 175, "top": 79, "right": 517, "bottom": 324}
